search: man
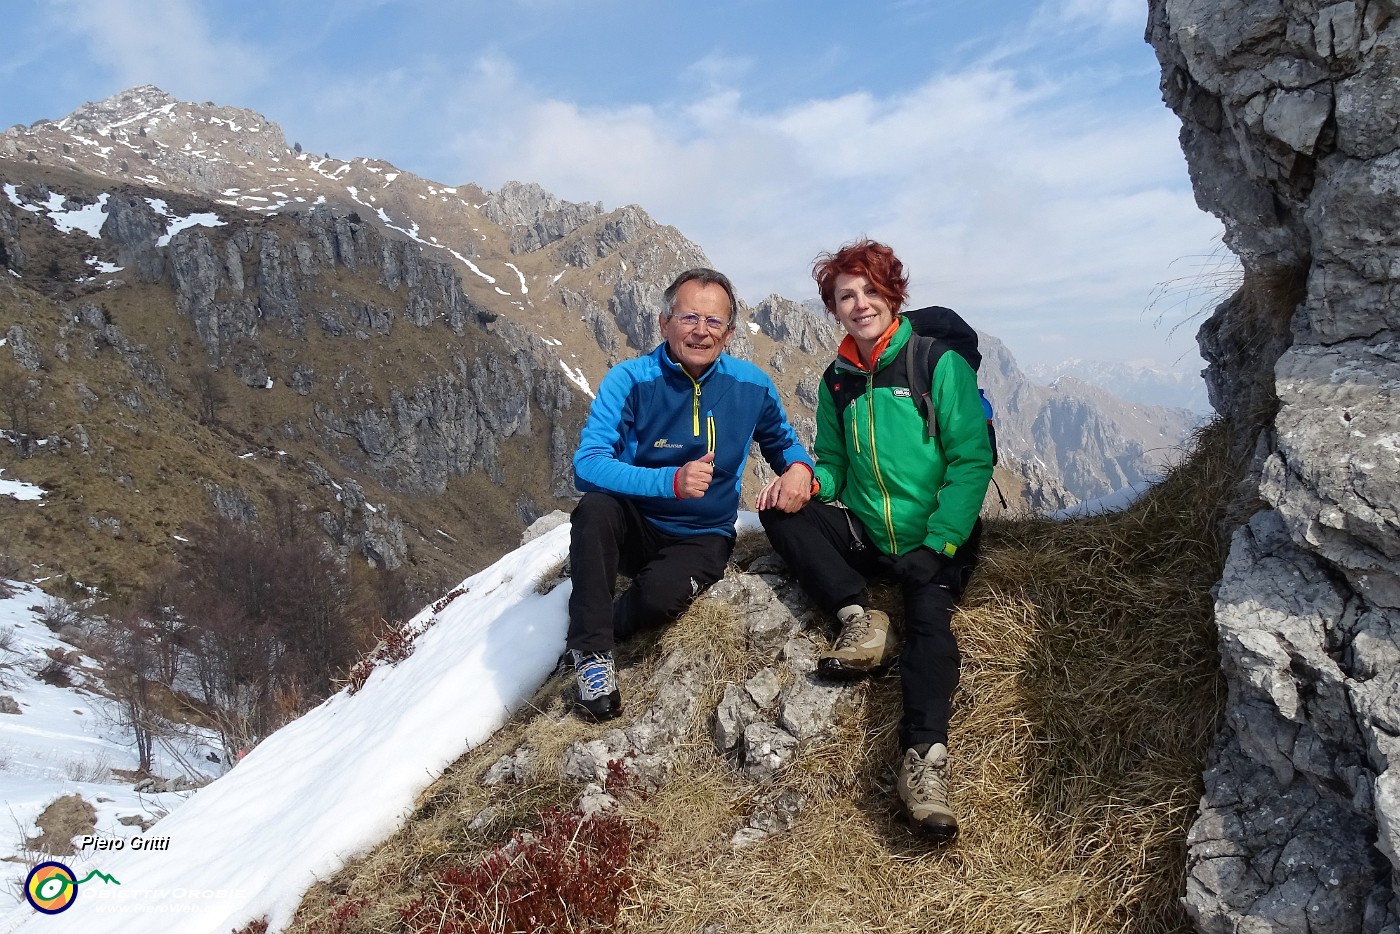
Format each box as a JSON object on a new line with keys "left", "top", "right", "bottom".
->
{"left": 568, "top": 268, "right": 814, "bottom": 720}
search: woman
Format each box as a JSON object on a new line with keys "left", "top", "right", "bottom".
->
{"left": 759, "top": 239, "right": 993, "bottom": 843}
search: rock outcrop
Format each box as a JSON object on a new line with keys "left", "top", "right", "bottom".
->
{"left": 477, "top": 525, "right": 861, "bottom": 851}
{"left": 1149, "top": 2, "right": 1400, "bottom": 931}
{"left": 480, "top": 181, "right": 604, "bottom": 254}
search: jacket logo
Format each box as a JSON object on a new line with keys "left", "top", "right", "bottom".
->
{"left": 654, "top": 438, "right": 683, "bottom": 449}
{"left": 893, "top": 388, "right": 911, "bottom": 397}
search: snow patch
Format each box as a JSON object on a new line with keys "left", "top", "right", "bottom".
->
{"left": 0, "top": 468, "right": 45, "bottom": 501}
{"left": 559, "top": 360, "right": 594, "bottom": 398}
{"left": 505, "top": 262, "right": 529, "bottom": 295}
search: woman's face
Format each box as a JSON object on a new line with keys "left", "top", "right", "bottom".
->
{"left": 830, "top": 272, "right": 896, "bottom": 351}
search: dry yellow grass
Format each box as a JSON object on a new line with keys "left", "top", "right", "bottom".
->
{"left": 286, "top": 419, "right": 1240, "bottom": 934}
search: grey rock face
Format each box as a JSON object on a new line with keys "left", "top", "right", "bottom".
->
{"left": 731, "top": 787, "right": 806, "bottom": 848}
{"left": 5, "top": 325, "right": 42, "bottom": 371}
{"left": 202, "top": 482, "right": 256, "bottom": 522}
{"left": 560, "top": 728, "right": 631, "bottom": 783}
{"left": 0, "top": 197, "right": 25, "bottom": 270}
{"left": 740, "top": 722, "right": 799, "bottom": 783}
{"left": 705, "top": 573, "right": 808, "bottom": 655}
{"left": 777, "top": 674, "right": 847, "bottom": 741}
{"left": 521, "top": 509, "right": 570, "bottom": 545}
{"left": 481, "top": 181, "right": 604, "bottom": 253}
{"left": 152, "top": 205, "right": 580, "bottom": 502}
{"left": 607, "top": 280, "right": 664, "bottom": 353}
{"left": 1192, "top": 511, "right": 1388, "bottom": 934}
{"left": 1149, "top": 1, "right": 1400, "bottom": 929}
{"left": 101, "top": 194, "right": 167, "bottom": 282}
{"left": 745, "top": 668, "right": 782, "bottom": 708}
{"left": 625, "top": 651, "right": 707, "bottom": 754}
{"left": 751, "top": 295, "right": 837, "bottom": 356}
{"left": 714, "top": 682, "right": 760, "bottom": 752}
{"left": 482, "top": 746, "right": 536, "bottom": 786}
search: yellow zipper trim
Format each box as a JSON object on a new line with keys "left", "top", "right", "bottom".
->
{"left": 846, "top": 366, "right": 862, "bottom": 455}
{"left": 866, "top": 388, "right": 897, "bottom": 551}
{"left": 690, "top": 377, "right": 702, "bottom": 437}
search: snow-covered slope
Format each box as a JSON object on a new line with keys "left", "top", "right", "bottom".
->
{"left": 0, "top": 583, "right": 219, "bottom": 899}
{"left": 0, "top": 522, "right": 572, "bottom": 933}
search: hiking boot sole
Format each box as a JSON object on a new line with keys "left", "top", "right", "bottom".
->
{"left": 575, "top": 691, "right": 623, "bottom": 722}
{"left": 906, "top": 813, "right": 959, "bottom": 845}
{"left": 817, "top": 657, "right": 890, "bottom": 681}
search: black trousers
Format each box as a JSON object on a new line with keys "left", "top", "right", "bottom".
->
{"left": 760, "top": 501, "right": 980, "bottom": 750}
{"left": 567, "top": 492, "right": 733, "bottom": 655}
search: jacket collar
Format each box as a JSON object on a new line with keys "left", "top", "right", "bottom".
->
{"left": 658, "top": 342, "right": 722, "bottom": 382}
{"left": 837, "top": 317, "right": 908, "bottom": 372}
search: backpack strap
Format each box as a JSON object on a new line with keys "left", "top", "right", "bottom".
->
{"left": 903, "top": 331, "right": 946, "bottom": 441}
{"left": 903, "top": 324, "right": 1008, "bottom": 510}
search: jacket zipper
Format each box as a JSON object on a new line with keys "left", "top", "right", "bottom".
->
{"left": 691, "top": 378, "right": 702, "bottom": 437}
{"left": 865, "top": 386, "right": 897, "bottom": 551}
{"left": 841, "top": 362, "right": 861, "bottom": 455}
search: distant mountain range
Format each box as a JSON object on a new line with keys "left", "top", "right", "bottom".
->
{"left": 1026, "top": 358, "right": 1213, "bottom": 414}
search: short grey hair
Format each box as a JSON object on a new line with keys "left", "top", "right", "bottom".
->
{"left": 663, "top": 268, "right": 738, "bottom": 330}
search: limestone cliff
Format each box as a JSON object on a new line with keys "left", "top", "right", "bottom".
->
{"left": 1148, "top": 2, "right": 1400, "bottom": 930}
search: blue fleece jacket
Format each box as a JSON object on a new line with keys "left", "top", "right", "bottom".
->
{"left": 574, "top": 344, "right": 813, "bottom": 538}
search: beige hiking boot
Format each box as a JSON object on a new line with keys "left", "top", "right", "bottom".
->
{"left": 817, "top": 608, "right": 895, "bottom": 680}
{"left": 898, "top": 743, "right": 959, "bottom": 843}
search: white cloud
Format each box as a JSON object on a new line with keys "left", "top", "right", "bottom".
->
{"left": 440, "top": 52, "right": 1219, "bottom": 367}
{"left": 685, "top": 51, "right": 754, "bottom": 90}
{"left": 41, "top": 0, "right": 268, "bottom": 103}
{"left": 1053, "top": 0, "right": 1145, "bottom": 28}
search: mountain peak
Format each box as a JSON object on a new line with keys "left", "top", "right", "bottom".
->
{"left": 54, "top": 84, "right": 180, "bottom": 133}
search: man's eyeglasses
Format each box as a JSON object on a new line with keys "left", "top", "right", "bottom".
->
{"left": 671, "top": 312, "right": 731, "bottom": 333}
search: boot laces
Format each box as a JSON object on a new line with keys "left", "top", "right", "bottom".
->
{"left": 908, "top": 749, "right": 950, "bottom": 806}
{"left": 833, "top": 612, "right": 872, "bottom": 651}
{"left": 573, "top": 651, "right": 617, "bottom": 699}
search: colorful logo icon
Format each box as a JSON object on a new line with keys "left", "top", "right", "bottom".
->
{"left": 25, "top": 862, "right": 78, "bottom": 914}
{"left": 24, "top": 861, "right": 120, "bottom": 914}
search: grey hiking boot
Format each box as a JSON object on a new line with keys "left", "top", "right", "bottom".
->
{"left": 571, "top": 649, "right": 622, "bottom": 721}
{"left": 898, "top": 743, "right": 959, "bottom": 843}
{"left": 817, "top": 608, "right": 895, "bottom": 680}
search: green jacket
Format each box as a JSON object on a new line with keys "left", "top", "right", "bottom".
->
{"left": 813, "top": 317, "right": 994, "bottom": 557}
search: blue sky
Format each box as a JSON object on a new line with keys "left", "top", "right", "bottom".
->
{"left": 1, "top": 0, "right": 1229, "bottom": 370}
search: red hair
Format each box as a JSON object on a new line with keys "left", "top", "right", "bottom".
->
{"left": 812, "top": 239, "right": 909, "bottom": 315}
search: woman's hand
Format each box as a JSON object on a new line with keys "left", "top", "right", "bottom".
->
{"left": 892, "top": 546, "right": 948, "bottom": 587}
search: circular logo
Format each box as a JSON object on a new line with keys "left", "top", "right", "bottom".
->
{"left": 25, "top": 861, "right": 78, "bottom": 914}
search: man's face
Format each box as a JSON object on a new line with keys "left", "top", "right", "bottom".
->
{"left": 659, "top": 280, "right": 734, "bottom": 378}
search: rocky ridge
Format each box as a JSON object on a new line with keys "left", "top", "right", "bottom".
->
{"left": 1149, "top": 2, "right": 1400, "bottom": 931}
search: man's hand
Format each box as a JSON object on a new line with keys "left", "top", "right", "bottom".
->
{"left": 676, "top": 451, "right": 716, "bottom": 499}
{"left": 755, "top": 464, "right": 813, "bottom": 513}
